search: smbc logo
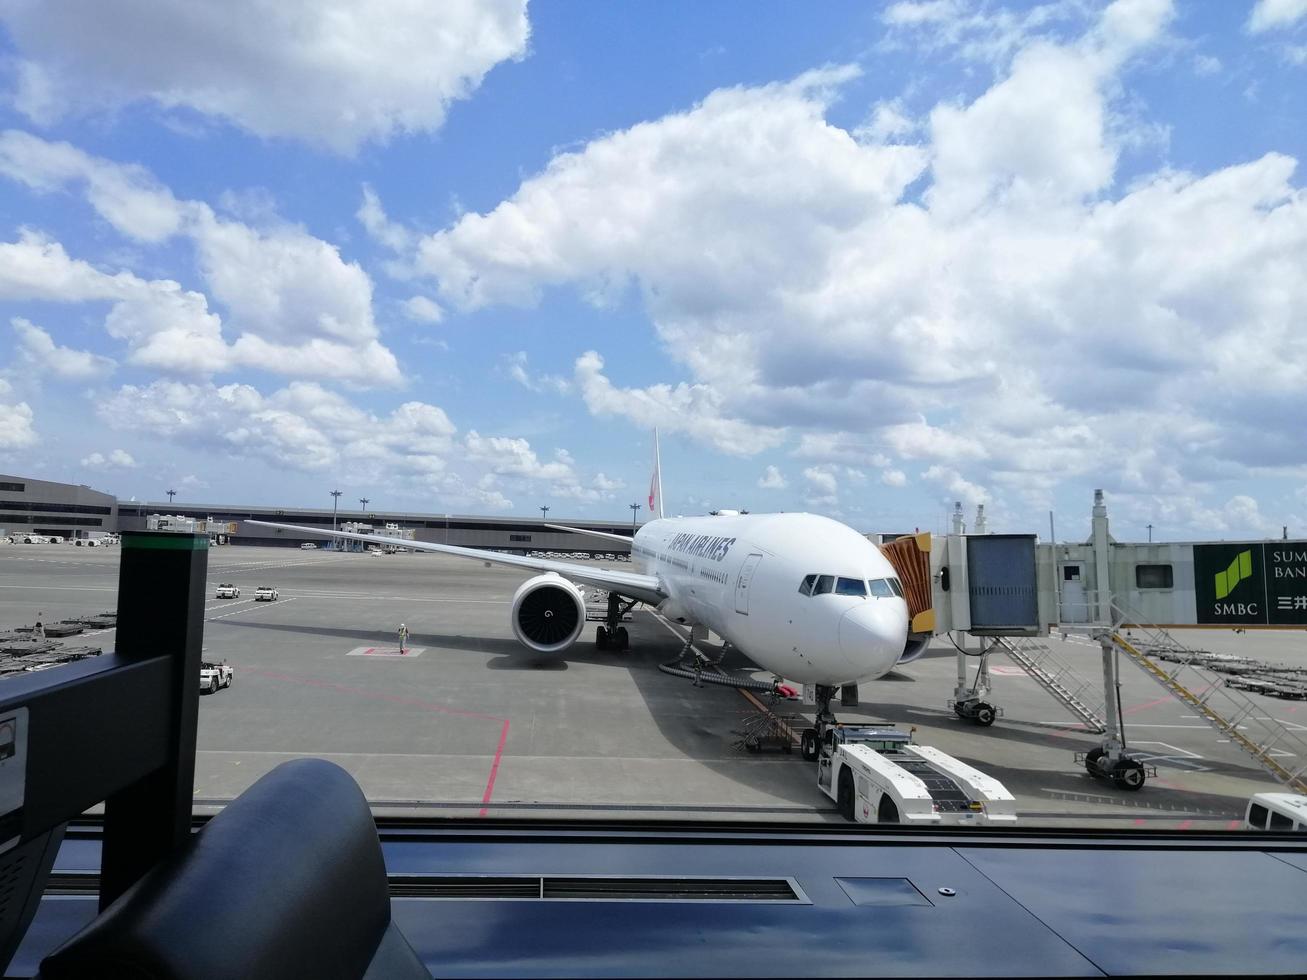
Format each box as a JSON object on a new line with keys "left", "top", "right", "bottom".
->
{"left": 1215, "top": 550, "right": 1253, "bottom": 600}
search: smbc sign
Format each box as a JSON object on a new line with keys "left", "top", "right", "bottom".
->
{"left": 1194, "top": 543, "right": 1307, "bottom": 626}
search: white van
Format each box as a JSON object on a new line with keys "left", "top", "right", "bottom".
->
{"left": 1244, "top": 793, "right": 1307, "bottom": 832}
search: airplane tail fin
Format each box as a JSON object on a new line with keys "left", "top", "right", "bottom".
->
{"left": 648, "top": 428, "right": 665, "bottom": 520}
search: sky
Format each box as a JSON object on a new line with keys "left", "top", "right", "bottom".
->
{"left": 1, "top": 0, "right": 1306, "bottom": 541}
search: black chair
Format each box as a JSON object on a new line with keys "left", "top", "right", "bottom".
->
{"left": 39, "top": 759, "right": 429, "bottom": 980}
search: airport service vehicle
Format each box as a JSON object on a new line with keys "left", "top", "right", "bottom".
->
{"left": 215, "top": 584, "right": 240, "bottom": 599}
{"left": 249, "top": 431, "right": 917, "bottom": 742}
{"left": 47, "top": 536, "right": 64, "bottom": 544}
{"left": 22, "top": 535, "right": 46, "bottom": 544}
{"left": 1245, "top": 793, "right": 1307, "bottom": 832}
{"left": 816, "top": 725, "right": 1017, "bottom": 825}
{"left": 74, "top": 538, "right": 100, "bottom": 547}
{"left": 254, "top": 586, "right": 279, "bottom": 602}
{"left": 300, "top": 542, "right": 317, "bottom": 550}
{"left": 200, "top": 661, "right": 234, "bottom": 694}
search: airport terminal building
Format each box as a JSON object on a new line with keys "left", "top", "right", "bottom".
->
{"left": 0, "top": 473, "right": 118, "bottom": 540}
{"left": 116, "top": 500, "right": 635, "bottom": 553}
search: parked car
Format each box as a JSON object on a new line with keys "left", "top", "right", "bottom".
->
{"left": 215, "top": 583, "right": 240, "bottom": 599}
{"left": 254, "top": 586, "right": 279, "bottom": 601}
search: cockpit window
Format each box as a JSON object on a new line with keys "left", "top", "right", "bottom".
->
{"left": 798, "top": 574, "right": 816, "bottom": 596}
{"left": 887, "top": 577, "right": 904, "bottom": 598}
{"left": 868, "top": 578, "right": 895, "bottom": 598}
{"left": 835, "top": 577, "right": 867, "bottom": 596}
{"left": 812, "top": 574, "right": 835, "bottom": 596}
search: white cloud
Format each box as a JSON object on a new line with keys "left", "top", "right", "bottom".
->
{"left": 464, "top": 431, "right": 574, "bottom": 481}
{"left": 98, "top": 380, "right": 456, "bottom": 475}
{"left": 0, "top": 134, "right": 400, "bottom": 384}
{"left": 592, "top": 472, "right": 625, "bottom": 492}
{"left": 803, "top": 466, "right": 839, "bottom": 497}
{"left": 12, "top": 317, "right": 115, "bottom": 378}
{"left": 1249, "top": 0, "right": 1307, "bottom": 33}
{"left": 881, "top": 469, "right": 908, "bottom": 487}
{"left": 81, "top": 449, "right": 136, "bottom": 469}
{"left": 402, "top": 296, "right": 444, "bottom": 324}
{"left": 358, "top": 185, "right": 413, "bottom": 252}
{"left": 1193, "top": 54, "right": 1222, "bottom": 76}
{"left": 1, "top": 0, "right": 531, "bottom": 152}
{"left": 883, "top": 1, "right": 958, "bottom": 26}
{"left": 0, "top": 390, "right": 37, "bottom": 449}
{"left": 505, "top": 351, "right": 571, "bottom": 395}
{"left": 402, "top": 2, "right": 1307, "bottom": 521}
{"left": 573, "top": 351, "right": 784, "bottom": 456}
{"left": 757, "top": 465, "right": 788, "bottom": 490}
{"left": 857, "top": 99, "right": 916, "bottom": 143}
{"left": 922, "top": 465, "right": 988, "bottom": 506}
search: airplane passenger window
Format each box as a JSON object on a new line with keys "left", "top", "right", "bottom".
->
{"left": 812, "top": 575, "right": 835, "bottom": 595}
{"left": 798, "top": 574, "right": 816, "bottom": 596}
{"left": 868, "top": 579, "right": 895, "bottom": 598}
{"left": 835, "top": 577, "right": 867, "bottom": 596}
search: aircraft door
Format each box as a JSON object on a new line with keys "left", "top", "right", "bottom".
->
{"left": 735, "top": 554, "right": 763, "bottom": 615}
{"left": 1060, "top": 564, "right": 1088, "bottom": 623}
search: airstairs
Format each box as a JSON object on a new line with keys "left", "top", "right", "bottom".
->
{"left": 994, "top": 636, "right": 1107, "bottom": 733}
{"left": 1108, "top": 610, "right": 1307, "bottom": 793}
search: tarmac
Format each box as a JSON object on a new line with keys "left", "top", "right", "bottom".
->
{"left": 2, "top": 541, "right": 1305, "bottom": 829}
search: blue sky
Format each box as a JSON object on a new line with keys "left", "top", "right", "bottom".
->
{"left": 2, "top": 0, "right": 1307, "bottom": 540}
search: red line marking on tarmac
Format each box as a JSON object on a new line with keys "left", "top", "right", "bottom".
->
{"left": 1177, "top": 819, "right": 1193, "bottom": 830}
{"left": 479, "top": 719, "right": 512, "bottom": 817}
{"left": 247, "top": 668, "right": 501, "bottom": 722}
{"left": 1133, "top": 818, "right": 1146, "bottom": 826}
{"left": 364, "top": 648, "right": 375, "bottom": 655}
{"left": 1227, "top": 819, "right": 1243, "bottom": 830}
{"left": 1122, "top": 696, "right": 1171, "bottom": 716}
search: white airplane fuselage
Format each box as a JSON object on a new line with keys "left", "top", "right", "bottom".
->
{"left": 631, "top": 512, "right": 908, "bottom": 687}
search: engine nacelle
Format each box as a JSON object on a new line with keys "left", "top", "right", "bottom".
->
{"left": 898, "top": 634, "right": 932, "bottom": 665}
{"left": 510, "top": 574, "right": 587, "bottom": 654}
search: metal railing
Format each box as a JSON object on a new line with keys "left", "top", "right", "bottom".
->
{"left": 995, "top": 636, "right": 1106, "bottom": 733}
{"left": 1108, "top": 602, "right": 1307, "bottom": 792}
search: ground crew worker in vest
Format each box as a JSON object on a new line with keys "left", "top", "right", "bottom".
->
{"left": 398, "top": 623, "right": 409, "bottom": 655}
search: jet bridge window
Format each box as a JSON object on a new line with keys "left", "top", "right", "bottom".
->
{"left": 1135, "top": 564, "right": 1174, "bottom": 589}
{"left": 798, "top": 574, "right": 816, "bottom": 596}
{"left": 835, "top": 577, "right": 867, "bottom": 596}
{"left": 868, "top": 578, "right": 895, "bottom": 598}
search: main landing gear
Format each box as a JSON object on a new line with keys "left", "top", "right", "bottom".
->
{"left": 595, "top": 592, "right": 635, "bottom": 651}
{"left": 800, "top": 684, "right": 840, "bottom": 761}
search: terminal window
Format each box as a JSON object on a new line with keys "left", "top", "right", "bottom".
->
{"left": 0, "top": 482, "right": 23, "bottom": 492}
{"left": 509, "top": 534, "right": 532, "bottom": 542}
{"left": 1135, "top": 564, "right": 1174, "bottom": 589}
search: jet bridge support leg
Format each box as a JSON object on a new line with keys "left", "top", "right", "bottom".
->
{"left": 949, "top": 635, "right": 1000, "bottom": 727}
{"left": 1077, "top": 634, "right": 1149, "bottom": 791}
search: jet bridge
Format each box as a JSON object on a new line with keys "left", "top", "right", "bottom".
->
{"left": 877, "top": 490, "right": 1307, "bottom": 793}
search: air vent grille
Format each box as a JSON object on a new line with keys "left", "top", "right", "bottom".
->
{"left": 390, "top": 874, "right": 804, "bottom": 902}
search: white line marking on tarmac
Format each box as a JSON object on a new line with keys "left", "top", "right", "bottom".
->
{"left": 0, "top": 585, "right": 115, "bottom": 592}
{"left": 205, "top": 597, "right": 297, "bottom": 622}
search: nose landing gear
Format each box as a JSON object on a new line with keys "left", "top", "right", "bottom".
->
{"left": 800, "top": 684, "right": 840, "bottom": 762}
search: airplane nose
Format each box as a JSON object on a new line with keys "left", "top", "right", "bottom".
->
{"left": 838, "top": 600, "right": 909, "bottom": 679}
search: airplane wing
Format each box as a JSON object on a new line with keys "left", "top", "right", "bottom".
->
{"left": 544, "top": 523, "right": 634, "bottom": 544}
{"left": 245, "top": 521, "right": 667, "bottom": 605}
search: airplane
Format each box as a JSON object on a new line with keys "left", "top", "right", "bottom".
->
{"left": 248, "top": 431, "right": 926, "bottom": 760}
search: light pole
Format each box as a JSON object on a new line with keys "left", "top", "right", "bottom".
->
{"left": 360, "top": 497, "right": 369, "bottom": 516}
{"left": 629, "top": 501, "right": 641, "bottom": 535}
{"left": 540, "top": 505, "right": 550, "bottom": 522}
{"left": 166, "top": 489, "right": 176, "bottom": 505}
{"left": 330, "top": 488, "right": 342, "bottom": 539}
{"left": 1147, "top": 523, "right": 1153, "bottom": 543}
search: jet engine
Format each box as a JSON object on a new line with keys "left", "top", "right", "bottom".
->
{"left": 898, "top": 633, "right": 932, "bottom": 665}
{"left": 510, "top": 574, "right": 587, "bottom": 654}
